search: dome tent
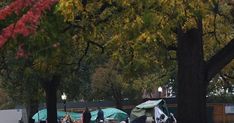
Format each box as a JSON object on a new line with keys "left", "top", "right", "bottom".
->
{"left": 32, "top": 107, "right": 127, "bottom": 122}
{"left": 32, "top": 109, "right": 80, "bottom": 122}
{"left": 130, "top": 99, "right": 170, "bottom": 123}
{"left": 90, "top": 108, "right": 128, "bottom": 123}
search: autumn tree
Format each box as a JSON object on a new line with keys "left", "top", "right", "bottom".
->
{"left": 58, "top": 1, "right": 234, "bottom": 123}
{"left": 0, "top": 1, "right": 70, "bottom": 123}
{"left": 91, "top": 60, "right": 125, "bottom": 108}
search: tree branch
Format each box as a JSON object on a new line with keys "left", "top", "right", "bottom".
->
{"left": 167, "top": 45, "right": 177, "bottom": 51}
{"left": 75, "top": 40, "right": 104, "bottom": 70}
{"left": 59, "top": 40, "right": 104, "bottom": 70}
{"left": 87, "top": 40, "right": 104, "bottom": 53}
{"left": 77, "top": 41, "right": 90, "bottom": 68}
{"left": 223, "top": 73, "right": 234, "bottom": 79}
{"left": 207, "top": 39, "right": 234, "bottom": 81}
{"left": 62, "top": 23, "right": 84, "bottom": 33}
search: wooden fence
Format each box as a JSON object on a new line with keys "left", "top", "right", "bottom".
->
{"left": 167, "top": 103, "right": 234, "bottom": 123}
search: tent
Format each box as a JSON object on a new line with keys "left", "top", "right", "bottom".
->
{"left": 32, "top": 109, "right": 80, "bottom": 122}
{"left": 130, "top": 99, "right": 170, "bottom": 122}
{"left": 90, "top": 108, "right": 128, "bottom": 123}
{"left": 32, "top": 108, "right": 127, "bottom": 122}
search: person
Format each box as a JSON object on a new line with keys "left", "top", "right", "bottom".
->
{"left": 131, "top": 115, "right": 146, "bottom": 123}
{"left": 83, "top": 107, "right": 91, "bottom": 123}
{"left": 96, "top": 107, "right": 104, "bottom": 123}
{"left": 62, "top": 114, "right": 73, "bottom": 123}
{"left": 168, "top": 113, "right": 176, "bottom": 123}
{"left": 125, "top": 116, "right": 130, "bottom": 123}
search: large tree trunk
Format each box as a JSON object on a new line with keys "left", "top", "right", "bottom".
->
{"left": 24, "top": 76, "right": 39, "bottom": 123}
{"left": 177, "top": 28, "right": 207, "bottom": 123}
{"left": 27, "top": 99, "right": 39, "bottom": 123}
{"left": 45, "top": 85, "right": 57, "bottom": 123}
{"left": 42, "top": 75, "right": 60, "bottom": 123}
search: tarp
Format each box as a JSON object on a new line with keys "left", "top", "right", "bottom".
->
{"left": 0, "top": 109, "right": 22, "bottom": 123}
{"left": 32, "top": 108, "right": 127, "bottom": 122}
{"left": 90, "top": 108, "right": 128, "bottom": 123}
{"left": 32, "top": 109, "right": 80, "bottom": 122}
{"left": 130, "top": 99, "right": 170, "bottom": 122}
{"left": 136, "top": 100, "right": 162, "bottom": 109}
{"left": 154, "top": 107, "right": 168, "bottom": 123}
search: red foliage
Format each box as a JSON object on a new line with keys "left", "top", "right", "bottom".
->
{"left": 0, "top": 0, "right": 33, "bottom": 20}
{"left": 16, "top": 43, "right": 28, "bottom": 59}
{"left": 0, "top": 0, "right": 58, "bottom": 48}
{"left": 0, "top": 24, "right": 14, "bottom": 47}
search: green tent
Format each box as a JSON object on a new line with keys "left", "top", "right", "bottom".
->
{"left": 90, "top": 108, "right": 128, "bottom": 123}
{"left": 32, "top": 109, "right": 80, "bottom": 122}
{"left": 130, "top": 99, "right": 170, "bottom": 122}
{"left": 32, "top": 108, "right": 127, "bottom": 122}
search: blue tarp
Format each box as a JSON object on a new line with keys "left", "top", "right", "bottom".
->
{"left": 32, "top": 109, "right": 81, "bottom": 122}
{"left": 90, "top": 108, "right": 127, "bottom": 122}
{"left": 32, "top": 108, "right": 127, "bottom": 122}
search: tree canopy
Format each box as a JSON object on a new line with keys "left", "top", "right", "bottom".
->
{"left": 57, "top": 0, "right": 234, "bottom": 93}
{"left": 57, "top": 1, "right": 234, "bottom": 123}
{"left": 1, "top": 0, "right": 234, "bottom": 123}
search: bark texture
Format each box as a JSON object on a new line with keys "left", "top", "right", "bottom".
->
{"left": 42, "top": 75, "right": 60, "bottom": 123}
{"left": 177, "top": 28, "right": 207, "bottom": 123}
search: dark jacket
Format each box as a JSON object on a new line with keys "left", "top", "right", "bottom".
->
{"left": 96, "top": 109, "right": 104, "bottom": 122}
{"left": 131, "top": 115, "right": 146, "bottom": 123}
{"left": 83, "top": 110, "right": 91, "bottom": 123}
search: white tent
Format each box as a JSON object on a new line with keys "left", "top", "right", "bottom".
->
{"left": 0, "top": 109, "right": 22, "bottom": 123}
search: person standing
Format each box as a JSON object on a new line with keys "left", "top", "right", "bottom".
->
{"left": 83, "top": 107, "right": 91, "bottom": 123}
{"left": 62, "top": 115, "right": 73, "bottom": 123}
{"left": 96, "top": 107, "right": 104, "bottom": 123}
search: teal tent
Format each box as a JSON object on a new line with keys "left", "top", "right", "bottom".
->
{"left": 32, "top": 109, "right": 81, "bottom": 122}
{"left": 90, "top": 108, "right": 128, "bottom": 123}
{"left": 33, "top": 108, "right": 127, "bottom": 122}
{"left": 130, "top": 99, "right": 170, "bottom": 122}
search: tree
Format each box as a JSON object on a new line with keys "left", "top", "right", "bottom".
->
{"left": 0, "top": 1, "right": 69, "bottom": 123}
{"left": 0, "top": 55, "right": 42, "bottom": 123}
{"left": 58, "top": 1, "right": 234, "bottom": 123}
{"left": 21, "top": 12, "right": 69, "bottom": 123}
{"left": 91, "top": 60, "right": 124, "bottom": 108}
{"left": 0, "top": 1, "right": 107, "bottom": 122}
{"left": 0, "top": 0, "right": 57, "bottom": 48}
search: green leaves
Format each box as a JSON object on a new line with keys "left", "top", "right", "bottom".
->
{"left": 54, "top": 0, "right": 234, "bottom": 99}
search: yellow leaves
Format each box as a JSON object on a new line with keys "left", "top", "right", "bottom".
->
{"left": 105, "top": 34, "right": 122, "bottom": 49}
{"left": 111, "top": 34, "right": 121, "bottom": 43}
{"left": 137, "top": 32, "right": 148, "bottom": 42}
{"left": 33, "top": 57, "right": 48, "bottom": 72}
{"left": 118, "top": 0, "right": 131, "bottom": 7}
{"left": 73, "top": 0, "right": 83, "bottom": 11}
{"left": 99, "top": 7, "right": 115, "bottom": 21}
{"left": 57, "top": 0, "right": 83, "bottom": 22}
{"left": 182, "top": 18, "right": 197, "bottom": 30}
{"left": 203, "top": 15, "right": 213, "bottom": 32}
{"left": 33, "top": 56, "right": 60, "bottom": 73}
{"left": 111, "top": 51, "right": 120, "bottom": 60}
{"left": 135, "top": 15, "right": 144, "bottom": 26}
{"left": 137, "top": 32, "right": 151, "bottom": 43}
{"left": 222, "top": 60, "right": 234, "bottom": 73}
